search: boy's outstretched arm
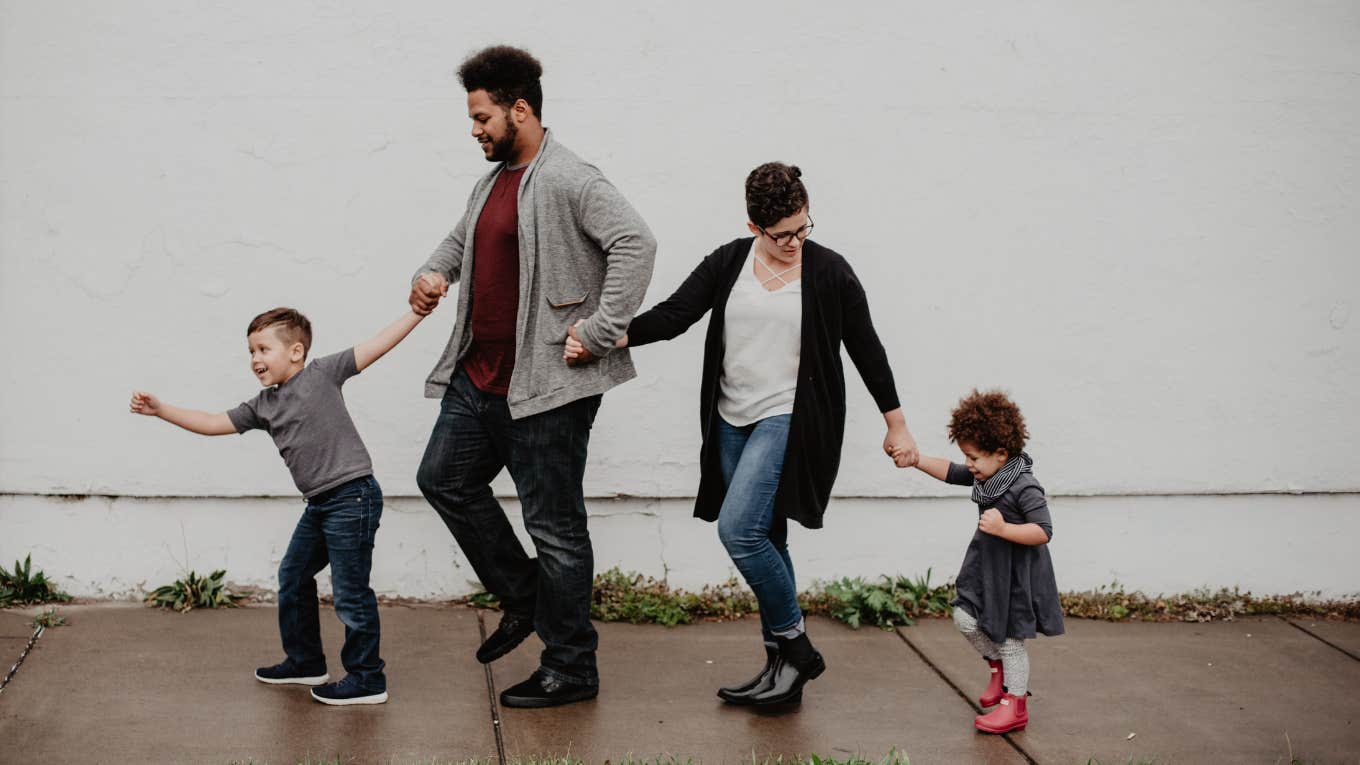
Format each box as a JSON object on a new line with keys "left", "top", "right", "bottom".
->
{"left": 354, "top": 309, "right": 425, "bottom": 373}
{"left": 130, "top": 392, "right": 235, "bottom": 435}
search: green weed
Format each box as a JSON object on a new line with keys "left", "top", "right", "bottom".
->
{"left": 0, "top": 554, "right": 72, "bottom": 607}
{"left": 30, "top": 608, "right": 67, "bottom": 628}
{"left": 144, "top": 569, "right": 245, "bottom": 612}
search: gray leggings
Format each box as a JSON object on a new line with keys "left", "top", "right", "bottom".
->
{"left": 953, "top": 608, "right": 1030, "bottom": 696}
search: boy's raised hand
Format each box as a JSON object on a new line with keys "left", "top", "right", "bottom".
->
{"left": 129, "top": 391, "right": 161, "bottom": 416}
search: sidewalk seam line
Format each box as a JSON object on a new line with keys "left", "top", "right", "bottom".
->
{"left": 0, "top": 623, "right": 44, "bottom": 697}
{"left": 894, "top": 627, "right": 1039, "bottom": 765}
{"left": 1280, "top": 616, "right": 1360, "bottom": 662}
{"left": 477, "top": 611, "right": 508, "bottom": 765}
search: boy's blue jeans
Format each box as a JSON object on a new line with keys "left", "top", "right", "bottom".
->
{"left": 277, "top": 474, "right": 386, "bottom": 692}
{"left": 417, "top": 368, "right": 602, "bottom": 686}
{"left": 715, "top": 413, "right": 801, "bottom": 643}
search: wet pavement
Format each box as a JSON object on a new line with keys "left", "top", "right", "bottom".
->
{"left": 0, "top": 605, "right": 1356, "bottom": 764}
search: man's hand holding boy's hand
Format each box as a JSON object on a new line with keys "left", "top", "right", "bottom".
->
{"left": 130, "top": 391, "right": 161, "bottom": 417}
{"left": 978, "top": 508, "right": 1006, "bottom": 536}
{"left": 409, "top": 272, "right": 449, "bottom": 316}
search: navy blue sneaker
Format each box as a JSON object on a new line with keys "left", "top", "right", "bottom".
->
{"left": 255, "top": 659, "right": 329, "bottom": 686}
{"left": 310, "top": 675, "right": 388, "bottom": 706}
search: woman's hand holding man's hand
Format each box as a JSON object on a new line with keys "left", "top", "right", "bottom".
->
{"left": 563, "top": 320, "right": 627, "bottom": 366}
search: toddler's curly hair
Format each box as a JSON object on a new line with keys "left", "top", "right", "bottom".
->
{"left": 948, "top": 389, "right": 1029, "bottom": 455}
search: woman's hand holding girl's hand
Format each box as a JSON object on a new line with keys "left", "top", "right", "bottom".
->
{"left": 978, "top": 508, "right": 1006, "bottom": 536}
{"left": 884, "top": 428, "right": 919, "bottom": 468}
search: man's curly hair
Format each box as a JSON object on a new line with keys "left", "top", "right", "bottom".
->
{"left": 457, "top": 45, "right": 544, "bottom": 117}
{"left": 745, "top": 162, "right": 809, "bottom": 228}
{"left": 948, "top": 389, "right": 1029, "bottom": 455}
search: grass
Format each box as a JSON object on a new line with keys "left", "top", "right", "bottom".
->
{"left": 0, "top": 554, "right": 72, "bottom": 608}
{"left": 30, "top": 608, "right": 67, "bottom": 628}
{"left": 1061, "top": 582, "right": 1360, "bottom": 622}
{"left": 461, "top": 568, "right": 1359, "bottom": 629}
{"left": 144, "top": 569, "right": 247, "bottom": 612}
{"left": 799, "top": 571, "right": 953, "bottom": 629}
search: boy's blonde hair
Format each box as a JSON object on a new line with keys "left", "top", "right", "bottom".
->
{"left": 247, "top": 308, "right": 312, "bottom": 356}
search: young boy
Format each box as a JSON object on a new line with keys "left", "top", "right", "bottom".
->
{"left": 130, "top": 305, "right": 426, "bottom": 705}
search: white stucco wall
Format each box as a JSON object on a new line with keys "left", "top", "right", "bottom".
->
{"left": 2, "top": 2, "right": 1357, "bottom": 597}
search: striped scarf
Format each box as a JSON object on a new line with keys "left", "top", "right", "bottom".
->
{"left": 971, "top": 452, "right": 1033, "bottom": 505}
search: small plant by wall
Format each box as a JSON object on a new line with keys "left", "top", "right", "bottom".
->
{"left": 467, "top": 568, "right": 1359, "bottom": 628}
{"left": 0, "top": 555, "right": 72, "bottom": 608}
{"left": 144, "top": 570, "right": 246, "bottom": 613}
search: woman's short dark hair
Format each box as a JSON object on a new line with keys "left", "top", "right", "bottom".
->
{"left": 745, "top": 162, "right": 809, "bottom": 227}
{"left": 457, "top": 45, "right": 544, "bottom": 118}
{"left": 948, "top": 389, "right": 1029, "bottom": 455}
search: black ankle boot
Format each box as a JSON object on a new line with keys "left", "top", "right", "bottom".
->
{"left": 717, "top": 644, "right": 779, "bottom": 704}
{"left": 747, "top": 632, "right": 825, "bottom": 706}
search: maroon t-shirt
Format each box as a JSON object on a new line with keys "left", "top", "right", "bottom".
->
{"left": 464, "top": 165, "right": 527, "bottom": 395}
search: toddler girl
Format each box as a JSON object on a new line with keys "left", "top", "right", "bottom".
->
{"left": 898, "top": 389, "right": 1064, "bottom": 733}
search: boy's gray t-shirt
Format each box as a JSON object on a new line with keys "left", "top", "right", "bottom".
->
{"left": 227, "top": 348, "right": 373, "bottom": 498}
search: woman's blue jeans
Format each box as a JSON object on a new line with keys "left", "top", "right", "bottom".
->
{"left": 716, "top": 413, "right": 800, "bottom": 643}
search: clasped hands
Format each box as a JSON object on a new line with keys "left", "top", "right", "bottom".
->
{"left": 409, "top": 272, "right": 449, "bottom": 316}
{"left": 562, "top": 320, "right": 625, "bottom": 367}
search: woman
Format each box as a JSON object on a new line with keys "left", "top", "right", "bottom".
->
{"left": 565, "top": 162, "right": 918, "bottom": 706}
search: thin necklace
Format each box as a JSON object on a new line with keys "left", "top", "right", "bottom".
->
{"left": 756, "top": 254, "right": 801, "bottom": 288}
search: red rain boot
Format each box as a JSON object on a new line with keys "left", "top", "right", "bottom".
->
{"left": 974, "top": 692, "right": 1028, "bottom": 733}
{"left": 979, "top": 659, "right": 1004, "bottom": 707}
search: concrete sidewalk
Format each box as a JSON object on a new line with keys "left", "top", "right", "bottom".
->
{"left": 0, "top": 605, "right": 1356, "bottom": 764}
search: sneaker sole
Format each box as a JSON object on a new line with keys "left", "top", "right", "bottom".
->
{"left": 499, "top": 688, "right": 597, "bottom": 708}
{"left": 476, "top": 628, "right": 536, "bottom": 664}
{"left": 310, "top": 689, "right": 389, "bottom": 706}
{"left": 255, "top": 672, "right": 330, "bottom": 686}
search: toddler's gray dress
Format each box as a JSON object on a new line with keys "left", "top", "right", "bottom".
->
{"left": 946, "top": 455, "right": 1065, "bottom": 644}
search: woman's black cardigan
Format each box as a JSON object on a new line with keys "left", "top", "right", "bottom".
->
{"left": 627, "top": 237, "right": 900, "bottom": 530}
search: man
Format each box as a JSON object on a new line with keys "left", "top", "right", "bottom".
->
{"left": 411, "top": 45, "right": 655, "bottom": 708}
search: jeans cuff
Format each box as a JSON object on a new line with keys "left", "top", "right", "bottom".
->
{"left": 539, "top": 664, "right": 598, "bottom": 688}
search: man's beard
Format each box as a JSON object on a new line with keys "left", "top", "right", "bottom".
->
{"left": 486, "top": 118, "right": 519, "bottom": 163}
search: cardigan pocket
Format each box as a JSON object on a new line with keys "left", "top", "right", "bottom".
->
{"left": 546, "top": 291, "right": 589, "bottom": 309}
{"left": 543, "top": 290, "right": 591, "bottom": 344}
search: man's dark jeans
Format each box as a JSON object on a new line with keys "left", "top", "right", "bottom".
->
{"left": 417, "top": 368, "right": 602, "bottom": 686}
{"left": 278, "top": 474, "right": 386, "bottom": 692}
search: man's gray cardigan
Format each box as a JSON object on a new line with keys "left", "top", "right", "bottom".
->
{"left": 415, "top": 130, "right": 656, "bottom": 418}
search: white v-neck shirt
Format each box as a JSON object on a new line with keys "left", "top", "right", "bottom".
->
{"left": 718, "top": 244, "right": 803, "bottom": 427}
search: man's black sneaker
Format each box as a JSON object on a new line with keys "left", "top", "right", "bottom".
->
{"left": 310, "top": 676, "right": 389, "bottom": 706}
{"left": 476, "top": 612, "right": 535, "bottom": 664}
{"left": 499, "top": 670, "right": 597, "bottom": 708}
{"left": 254, "top": 659, "right": 329, "bottom": 686}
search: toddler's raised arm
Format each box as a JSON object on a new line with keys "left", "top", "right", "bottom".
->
{"left": 906, "top": 454, "right": 975, "bottom": 486}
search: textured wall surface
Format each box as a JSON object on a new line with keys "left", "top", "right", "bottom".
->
{"left": 2, "top": 2, "right": 1357, "bottom": 596}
